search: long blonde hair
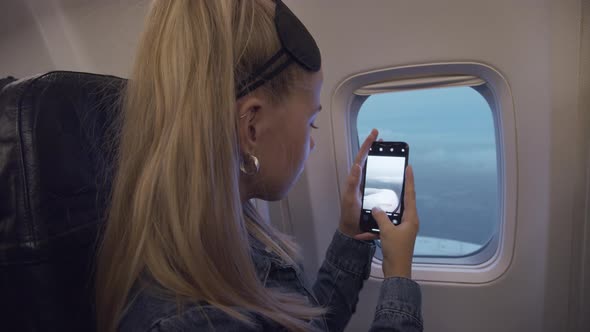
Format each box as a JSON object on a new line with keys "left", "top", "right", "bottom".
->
{"left": 96, "top": 1, "right": 324, "bottom": 331}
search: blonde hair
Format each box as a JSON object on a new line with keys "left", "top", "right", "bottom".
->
{"left": 96, "top": 1, "right": 323, "bottom": 331}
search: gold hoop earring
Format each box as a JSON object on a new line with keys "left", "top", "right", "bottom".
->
{"left": 240, "top": 154, "right": 260, "bottom": 175}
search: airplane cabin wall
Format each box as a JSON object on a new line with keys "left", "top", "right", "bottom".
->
{"left": 0, "top": 1, "right": 588, "bottom": 331}
{"left": 546, "top": 0, "right": 589, "bottom": 331}
{"left": 569, "top": 0, "right": 590, "bottom": 330}
{"left": 0, "top": 1, "right": 53, "bottom": 78}
{"left": 0, "top": 0, "right": 148, "bottom": 78}
{"left": 283, "top": 0, "right": 589, "bottom": 331}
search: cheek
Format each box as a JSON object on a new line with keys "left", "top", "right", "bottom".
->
{"left": 275, "top": 114, "right": 314, "bottom": 172}
{"left": 295, "top": 128, "right": 313, "bottom": 169}
{"left": 282, "top": 125, "right": 311, "bottom": 173}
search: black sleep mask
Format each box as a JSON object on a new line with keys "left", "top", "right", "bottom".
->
{"left": 236, "top": 0, "right": 321, "bottom": 98}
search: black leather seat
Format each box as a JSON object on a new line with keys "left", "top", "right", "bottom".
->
{"left": 0, "top": 71, "right": 126, "bottom": 332}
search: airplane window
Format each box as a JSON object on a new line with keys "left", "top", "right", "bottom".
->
{"left": 357, "top": 86, "right": 499, "bottom": 260}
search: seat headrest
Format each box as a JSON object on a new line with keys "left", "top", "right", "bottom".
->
{"left": 0, "top": 71, "right": 126, "bottom": 266}
{"left": 0, "top": 76, "right": 17, "bottom": 91}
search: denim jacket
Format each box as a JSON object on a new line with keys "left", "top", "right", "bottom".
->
{"left": 120, "top": 231, "right": 423, "bottom": 331}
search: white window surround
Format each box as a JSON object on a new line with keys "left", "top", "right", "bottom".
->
{"left": 330, "top": 62, "right": 517, "bottom": 284}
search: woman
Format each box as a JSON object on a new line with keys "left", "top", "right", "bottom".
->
{"left": 96, "top": 1, "right": 422, "bottom": 331}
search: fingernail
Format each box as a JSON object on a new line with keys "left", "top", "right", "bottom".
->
{"left": 353, "top": 164, "right": 361, "bottom": 176}
{"left": 372, "top": 207, "right": 382, "bottom": 213}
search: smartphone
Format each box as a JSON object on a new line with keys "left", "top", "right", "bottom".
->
{"left": 359, "top": 141, "right": 409, "bottom": 233}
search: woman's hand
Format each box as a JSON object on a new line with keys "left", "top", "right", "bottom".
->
{"left": 372, "top": 165, "right": 419, "bottom": 278}
{"left": 338, "top": 129, "right": 379, "bottom": 241}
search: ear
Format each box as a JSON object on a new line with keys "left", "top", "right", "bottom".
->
{"left": 236, "top": 95, "right": 264, "bottom": 154}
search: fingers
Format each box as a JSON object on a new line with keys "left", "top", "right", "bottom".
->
{"left": 346, "top": 129, "right": 377, "bottom": 198}
{"left": 354, "top": 232, "right": 380, "bottom": 241}
{"left": 354, "top": 129, "right": 378, "bottom": 166}
{"left": 345, "top": 163, "right": 362, "bottom": 197}
{"left": 372, "top": 207, "right": 394, "bottom": 232}
{"left": 402, "top": 165, "right": 418, "bottom": 226}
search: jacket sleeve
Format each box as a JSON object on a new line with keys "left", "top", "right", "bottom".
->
{"left": 369, "top": 277, "right": 423, "bottom": 332}
{"left": 312, "top": 231, "right": 423, "bottom": 332}
{"left": 311, "top": 230, "right": 375, "bottom": 331}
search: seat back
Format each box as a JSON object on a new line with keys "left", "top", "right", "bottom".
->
{"left": 0, "top": 71, "right": 126, "bottom": 331}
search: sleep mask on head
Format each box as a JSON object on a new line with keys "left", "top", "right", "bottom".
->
{"left": 236, "top": 0, "right": 321, "bottom": 98}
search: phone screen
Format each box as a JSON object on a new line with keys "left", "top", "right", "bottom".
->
{"left": 360, "top": 142, "right": 409, "bottom": 232}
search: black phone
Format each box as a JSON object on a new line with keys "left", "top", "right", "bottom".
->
{"left": 359, "top": 141, "right": 409, "bottom": 233}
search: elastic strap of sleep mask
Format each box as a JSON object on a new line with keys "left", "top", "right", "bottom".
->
{"left": 236, "top": 0, "right": 321, "bottom": 98}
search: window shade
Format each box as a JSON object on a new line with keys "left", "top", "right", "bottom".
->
{"left": 354, "top": 75, "right": 486, "bottom": 96}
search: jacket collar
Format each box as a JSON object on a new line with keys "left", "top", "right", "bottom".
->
{"left": 249, "top": 234, "right": 294, "bottom": 284}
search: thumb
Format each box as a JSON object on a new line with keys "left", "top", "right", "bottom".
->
{"left": 372, "top": 207, "right": 393, "bottom": 232}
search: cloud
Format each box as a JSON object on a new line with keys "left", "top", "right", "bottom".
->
{"left": 363, "top": 188, "right": 400, "bottom": 213}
